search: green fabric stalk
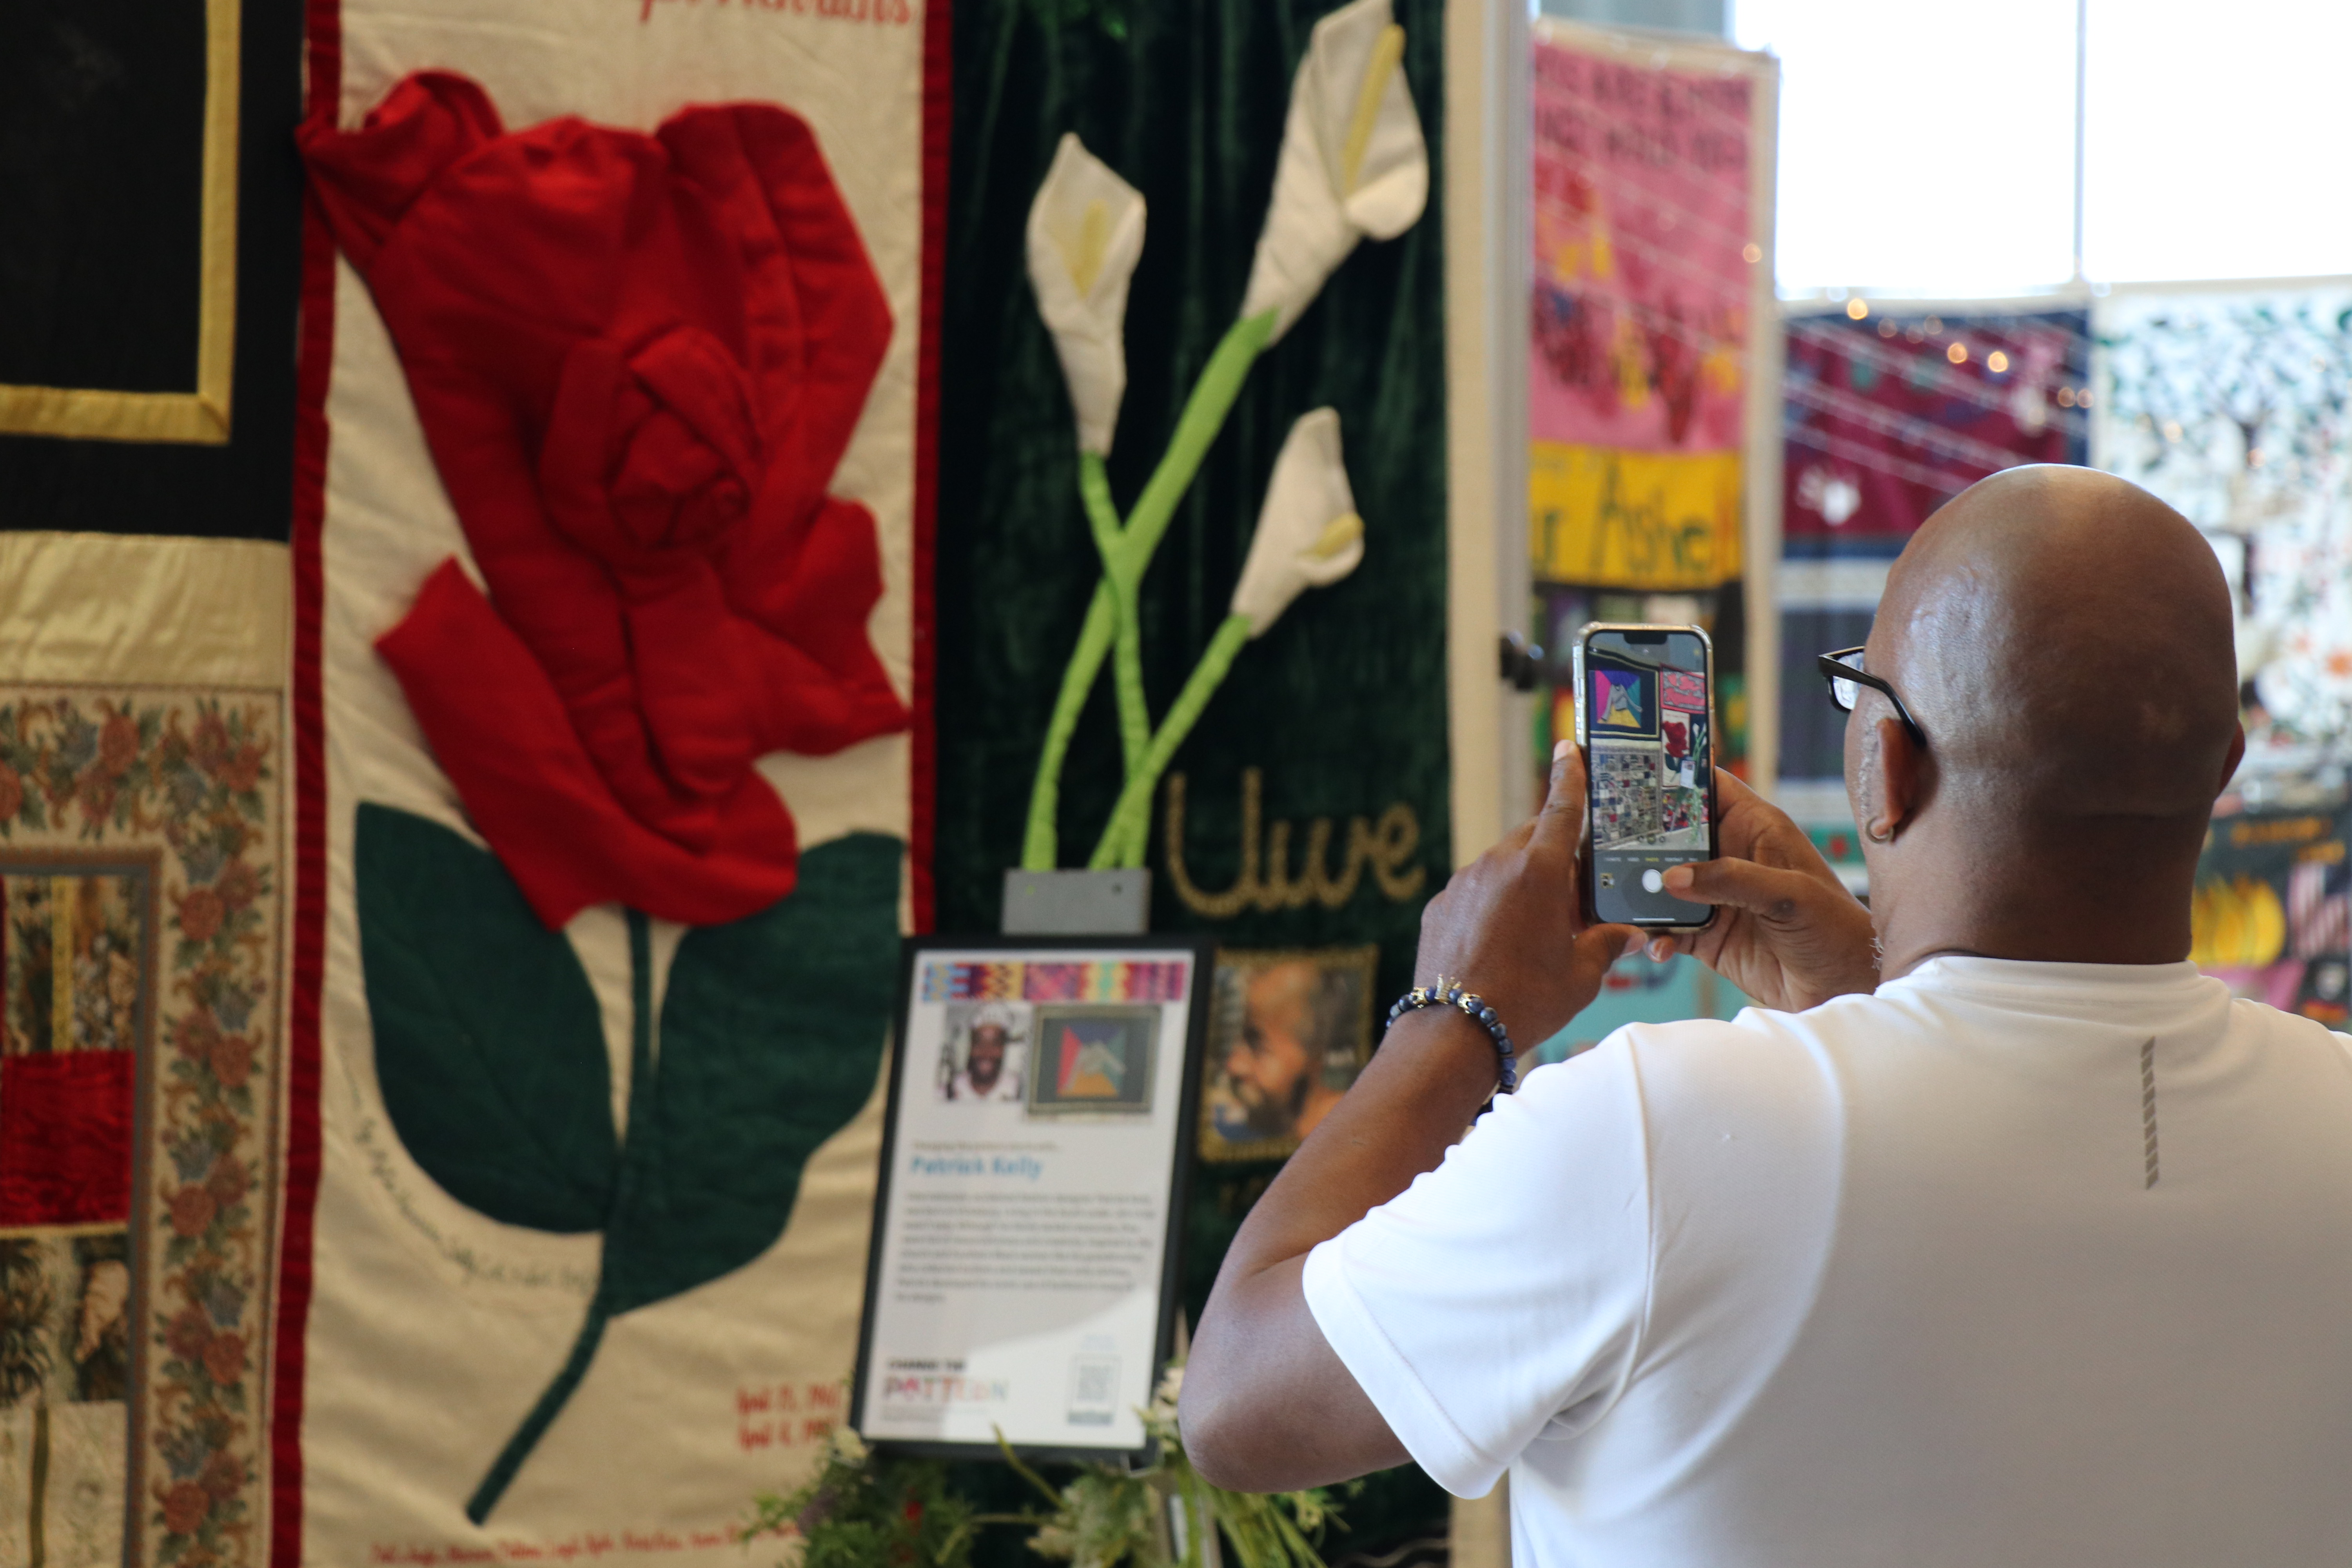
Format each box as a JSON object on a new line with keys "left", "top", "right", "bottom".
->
{"left": 1089, "top": 613, "right": 1252, "bottom": 869}
{"left": 466, "top": 909, "right": 654, "bottom": 1524}
{"left": 1024, "top": 310, "right": 1274, "bottom": 870}
{"left": 1022, "top": 586, "right": 1117, "bottom": 868}
{"left": 1122, "top": 310, "right": 1278, "bottom": 563}
{"left": 1078, "top": 452, "right": 1149, "bottom": 777}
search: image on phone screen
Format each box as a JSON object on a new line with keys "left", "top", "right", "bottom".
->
{"left": 1585, "top": 628, "right": 1714, "bottom": 925}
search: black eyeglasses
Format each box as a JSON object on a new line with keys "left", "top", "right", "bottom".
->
{"left": 1816, "top": 646, "right": 1928, "bottom": 749}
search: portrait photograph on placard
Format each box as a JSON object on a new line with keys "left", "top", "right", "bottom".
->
{"left": 1200, "top": 946, "right": 1380, "bottom": 1163}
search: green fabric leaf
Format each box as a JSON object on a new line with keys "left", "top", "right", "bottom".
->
{"left": 355, "top": 802, "right": 617, "bottom": 1233}
{"left": 600, "top": 831, "right": 904, "bottom": 1315}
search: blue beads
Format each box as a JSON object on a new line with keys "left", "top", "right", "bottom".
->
{"left": 1383, "top": 982, "right": 1519, "bottom": 1094}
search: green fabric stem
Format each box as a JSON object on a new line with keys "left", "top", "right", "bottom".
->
{"left": 1078, "top": 451, "right": 1150, "bottom": 778}
{"left": 1089, "top": 613, "right": 1252, "bottom": 869}
{"left": 1022, "top": 585, "right": 1117, "bottom": 869}
{"left": 1022, "top": 309, "right": 1276, "bottom": 870}
{"left": 1122, "top": 310, "right": 1278, "bottom": 563}
{"left": 467, "top": 909, "right": 655, "bottom": 1524}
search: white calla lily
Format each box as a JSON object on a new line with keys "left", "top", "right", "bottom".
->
{"left": 1238, "top": 0, "right": 1427, "bottom": 341}
{"left": 1026, "top": 133, "right": 1148, "bottom": 455}
{"left": 1231, "top": 408, "right": 1365, "bottom": 636}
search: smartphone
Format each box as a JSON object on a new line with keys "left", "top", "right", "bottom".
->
{"left": 1572, "top": 623, "right": 1720, "bottom": 929}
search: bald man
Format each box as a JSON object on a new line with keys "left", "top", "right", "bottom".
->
{"left": 1183, "top": 468, "right": 2352, "bottom": 1565}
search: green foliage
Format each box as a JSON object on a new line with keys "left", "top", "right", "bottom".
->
{"left": 744, "top": 1373, "right": 1357, "bottom": 1568}
{"left": 745, "top": 1430, "right": 979, "bottom": 1568}
{"left": 998, "top": 1369, "right": 1352, "bottom": 1568}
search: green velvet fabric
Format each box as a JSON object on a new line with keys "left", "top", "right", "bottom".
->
{"left": 935, "top": 0, "right": 1452, "bottom": 1020}
{"left": 935, "top": 0, "right": 1453, "bottom": 1549}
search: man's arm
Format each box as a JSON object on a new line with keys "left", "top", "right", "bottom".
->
{"left": 1181, "top": 745, "right": 1638, "bottom": 1491}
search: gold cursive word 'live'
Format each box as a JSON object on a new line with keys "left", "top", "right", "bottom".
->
{"left": 1164, "top": 769, "right": 1425, "bottom": 919}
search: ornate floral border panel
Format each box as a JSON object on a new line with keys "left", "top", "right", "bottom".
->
{"left": 0, "top": 689, "right": 283, "bottom": 1568}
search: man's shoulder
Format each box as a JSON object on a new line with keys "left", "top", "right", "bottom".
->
{"left": 2229, "top": 996, "right": 2352, "bottom": 1054}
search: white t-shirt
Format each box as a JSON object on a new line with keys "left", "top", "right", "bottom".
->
{"left": 1305, "top": 958, "right": 2352, "bottom": 1568}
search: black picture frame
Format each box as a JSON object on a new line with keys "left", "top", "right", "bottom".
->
{"left": 850, "top": 931, "right": 1215, "bottom": 1465}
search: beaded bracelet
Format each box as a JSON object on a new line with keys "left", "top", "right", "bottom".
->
{"left": 1386, "top": 975, "right": 1518, "bottom": 1093}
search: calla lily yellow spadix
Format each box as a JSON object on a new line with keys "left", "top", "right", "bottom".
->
{"left": 1087, "top": 410, "right": 1367, "bottom": 869}
{"left": 1239, "top": 0, "right": 1427, "bottom": 342}
{"left": 1027, "top": 133, "right": 1147, "bottom": 456}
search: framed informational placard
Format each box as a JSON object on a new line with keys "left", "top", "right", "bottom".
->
{"left": 853, "top": 935, "right": 1214, "bottom": 1460}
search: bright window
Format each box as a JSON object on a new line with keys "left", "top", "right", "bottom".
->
{"left": 1733, "top": 0, "right": 2352, "bottom": 292}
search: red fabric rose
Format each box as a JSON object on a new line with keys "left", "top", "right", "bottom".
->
{"left": 178, "top": 888, "right": 225, "bottom": 944}
{"left": 162, "top": 1480, "right": 212, "bottom": 1536}
{"left": 299, "top": 73, "right": 909, "bottom": 928}
{"left": 169, "top": 1184, "right": 218, "bottom": 1239}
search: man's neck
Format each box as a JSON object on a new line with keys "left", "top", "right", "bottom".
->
{"left": 1873, "top": 812, "right": 2201, "bottom": 981}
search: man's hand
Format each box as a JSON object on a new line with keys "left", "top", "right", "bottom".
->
{"left": 1415, "top": 742, "right": 1642, "bottom": 1052}
{"left": 1643, "top": 768, "right": 1879, "bottom": 1011}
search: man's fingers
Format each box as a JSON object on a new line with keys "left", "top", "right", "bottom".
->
{"left": 1659, "top": 856, "right": 1817, "bottom": 920}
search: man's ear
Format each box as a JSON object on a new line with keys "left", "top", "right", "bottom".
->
{"left": 2219, "top": 721, "right": 2247, "bottom": 794}
{"left": 1873, "top": 714, "right": 1925, "bottom": 839}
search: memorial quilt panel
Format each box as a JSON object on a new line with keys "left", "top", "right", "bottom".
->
{"left": 282, "top": 0, "right": 945, "bottom": 1562}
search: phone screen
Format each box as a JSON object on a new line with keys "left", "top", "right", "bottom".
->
{"left": 1583, "top": 627, "right": 1716, "bottom": 926}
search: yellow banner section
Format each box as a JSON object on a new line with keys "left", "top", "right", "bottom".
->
{"left": 1530, "top": 442, "right": 1744, "bottom": 590}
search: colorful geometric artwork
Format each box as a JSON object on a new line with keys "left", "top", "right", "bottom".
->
{"left": 920, "top": 961, "right": 1192, "bottom": 1006}
{"left": 1589, "top": 666, "right": 1657, "bottom": 739}
{"left": 0, "top": 691, "right": 283, "bottom": 1568}
{"left": 1027, "top": 1007, "right": 1158, "bottom": 1116}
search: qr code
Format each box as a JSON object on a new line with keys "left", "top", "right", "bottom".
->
{"left": 1067, "top": 1355, "right": 1119, "bottom": 1424}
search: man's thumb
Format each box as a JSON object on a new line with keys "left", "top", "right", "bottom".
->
{"left": 1571, "top": 922, "right": 1643, "bottom": 986}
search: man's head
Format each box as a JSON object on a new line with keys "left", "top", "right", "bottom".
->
{"left": 1227, "top": 962, "right": 1324, "bottom": 1135}
{"left": 965, "top": 1003, "right": 1016, "bottom": 1090}
{"left": 1851, "top": 465, "right": 2243, "bottom": 967}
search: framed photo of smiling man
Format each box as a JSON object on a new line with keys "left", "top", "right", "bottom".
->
{"left": 853, "top": 934, "right": 1214, "bottom": 1460}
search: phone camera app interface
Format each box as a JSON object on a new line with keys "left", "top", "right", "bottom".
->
{"left": 1588, "top": 630, "right": 1711, "bottom": 924}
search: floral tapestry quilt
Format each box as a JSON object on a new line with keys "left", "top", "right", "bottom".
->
{"left": 0, "top": 689, "right": 284, "bottom": 1568}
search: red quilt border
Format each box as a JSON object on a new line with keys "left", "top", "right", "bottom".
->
{"left": 270, "top": 0, "right": 340, "bottom": 1554}
{"left": 269, "top": 7, "right": 952, "bottom": 1561}
{"left": 911, "top": 0, "right": 951, "bottom": 935}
